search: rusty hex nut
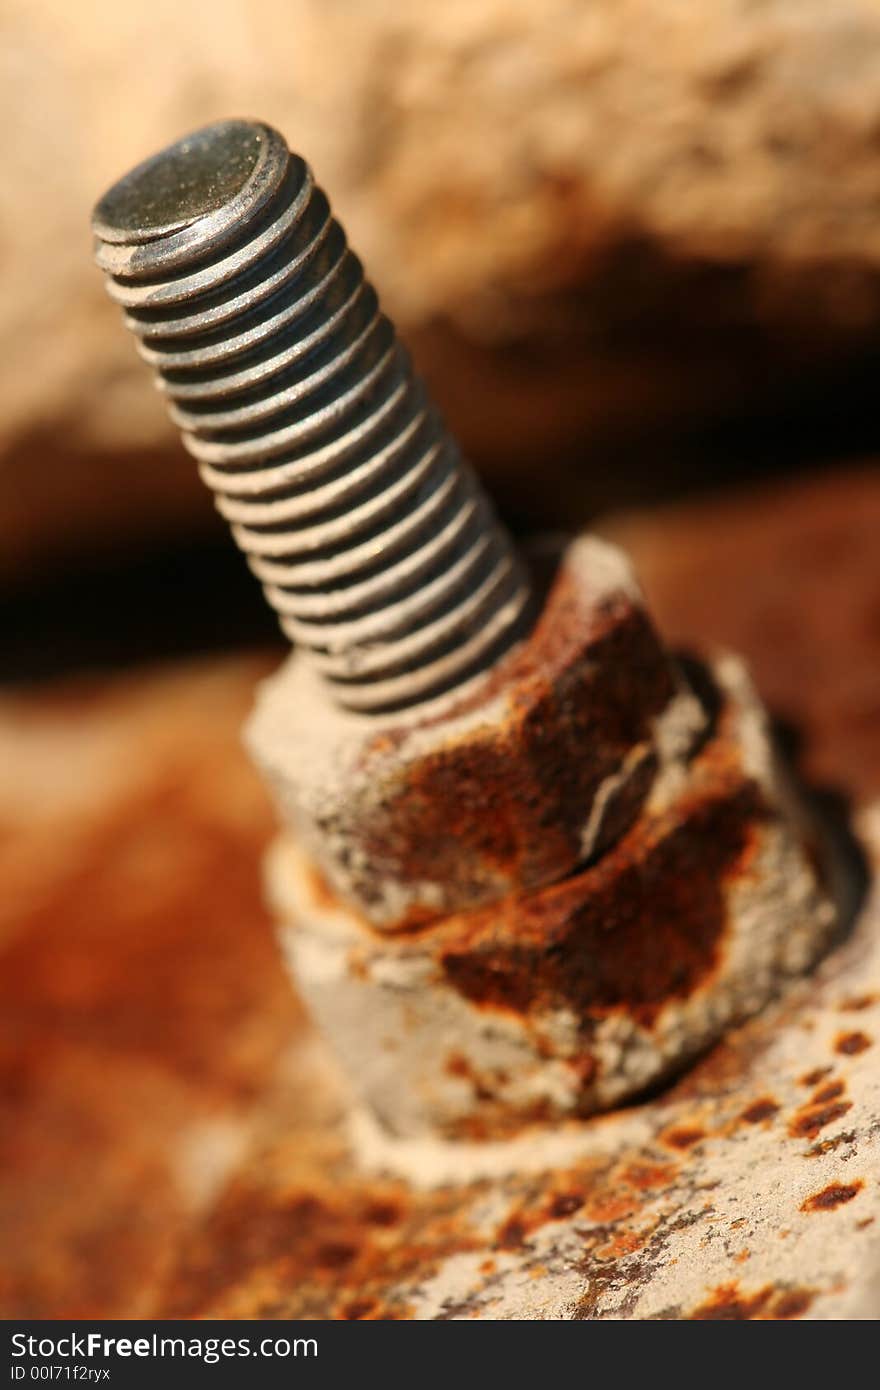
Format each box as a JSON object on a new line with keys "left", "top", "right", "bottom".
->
{"left": 247, "top": 536, "right": 706, "bottom": 929}
{"left": 269, "top": 656, "right": 836, "bottom": 1140}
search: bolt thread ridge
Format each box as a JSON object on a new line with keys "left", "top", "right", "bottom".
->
{"left": 92, "top": 122, "right": 530, "bottom": 713}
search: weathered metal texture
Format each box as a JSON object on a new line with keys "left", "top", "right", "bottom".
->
{"left": 91, "top": 120, "right": 530, "bottom": 715}
{"left": 0, "top": 466, "right": 877, "bottom": 1319}
{"left": 160, "top": 816, "right": 880, "bottom": 1320}
{"left": 249, "top": 534, "right": 705, "bottom": 929}
{"left": 269, "top": 654, "right": 835, "bottom": 1139}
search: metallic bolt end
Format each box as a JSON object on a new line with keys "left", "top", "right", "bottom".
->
{"left": 92, "top": 120, "right": 532, "bottom": 716}
{"left": 92, "top": 120, "right": 274, "bottom": 246}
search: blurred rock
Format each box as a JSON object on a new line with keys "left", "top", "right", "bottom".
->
{"left": 6, "top": 0, "right": 880, "bottom": 576}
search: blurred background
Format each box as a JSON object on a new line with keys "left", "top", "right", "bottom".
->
{"left": 1, "top": 0, "right": 878, "bottom": 1317}
{"left": 4, "top": 0, "right": 880, "bottom": 678}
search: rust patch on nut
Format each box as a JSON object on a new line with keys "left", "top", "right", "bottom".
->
{"left": 359, "top": 574, "right": 680, "bottom": 924}
{"left": 440, "top": 780, "right": 764, "bottom": 1027}
{"left": 835, "top": 1031, "right": 872, "bottom": 1056}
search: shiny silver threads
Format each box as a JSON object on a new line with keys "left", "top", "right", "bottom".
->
{"left": 92, "top": 119, "right": 531, "bottom": 714}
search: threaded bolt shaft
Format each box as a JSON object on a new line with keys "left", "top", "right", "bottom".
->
{"left": 92, "top": 120, "right": 531, "bottom": 714}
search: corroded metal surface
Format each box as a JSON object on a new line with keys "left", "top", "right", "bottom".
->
{"left": 160, "top": 868, "right": 880, "bottom": 1318}
{"left": 1, "top": 468, "right": 877, "bottom": 1318}
{"left": 92, "top": 120, "right": 530, "bottom": 714}
{"left": 248, "top": 536, "right": 703, "bottom": 929}
{"left": 272, "top": 655, "right": 834, "bottom": 1137}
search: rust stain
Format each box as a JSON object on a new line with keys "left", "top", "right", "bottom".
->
{"left": 689, "top": 1281, "right": 774, "bottom": 1319}
{"left": 801, "top": 1182, "right": 864, "bottom": 1213}
{"left": 362, "top": 1200, "right": 402, "bottom": 1229}
{"left": 594, "top": 1228, "right": 646, "bottom": 1262}
{"left": 548, "top": 1192, "right": 585, "bottom": 1220}
{"left": 835, "top": 1031, "right": 872, "bottom": 1056}
{"left": 663, "top": 1125, "right": 706, "bottom": 1151}
{"left": 440, "top": 779, "right": 764, "bottom": 1028}
{"left": 0, "top": 697, "right": 292, "bottom": 1318}
{"left": 340, "top": 1297, "right": 377, "bottom": 1320}
{"left": 773, "top": 1289, "right": 815, "bottom": 1319}
{"left": 689, "top": 1281, "right": 815, "bottom": 1320}
{"left": 740, "top": 1097, "right": 780, "bottom": 1125}
{"left": 618, "top": 1161, "right": 678, "bottom": 1193}
{"left": 811, "top": 1080, "right": 845, "bottom": 1104}
{"left": 495, "top": 1216, "right": 529, "bottom": 1251}
{"left": 789, "top": 1099, "right": 853, "bottom": 1141}
{"left": 160, "top": 1169, "right": 480, "bottom": 1320}
{"left": 838, "top": 995, "right": 877, "bottom": 1012}
{"left": 799, "top": 1066, "right": 833, "bottom": 1087}
{"left": 362, "top": 570, "right": 677, "bottom": 922}
{"left": 493, "top": 1182, "right": 591, "bottom": 1251}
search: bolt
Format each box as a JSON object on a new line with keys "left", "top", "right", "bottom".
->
{"left": 90, "top": 120, "right": 836, "bottom": 1142}
{"left": 92, "top": 119, "right": 531, "bottom": 715}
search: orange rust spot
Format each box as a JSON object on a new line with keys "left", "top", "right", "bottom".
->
{"left": 811, "top": 1080, "right": 845, "bottom": 1104}
{"left": 445, "top": 1052, "right": 470, "bottom": 1078}
{"left": 619, "top": 1161, "right": 677, "bottom": 1193}
{"left": 479, "top": 1259, "right": 496, "bottom": 1276}
{"left": 838, "top": 995, "right": 877, "bottom": 1012}
{"left": 362, "top": 577, "right": 677, "bottom": 921}
{"left": 773, "top": 1289, "right": 814, "bottom": 1319}
{"left": 587, "top": 1193, "right": 638, "bottom": 1224}
{"left": 441, "top": 779, "right": 765, "bottom": 1027}
{"left": 315, "top": 1241, "right": 359, "bottom": 1269}
{"left": 494, "top": 1217, "right": 529, "bottom": 1251}
{"left": 856, "top": 1217, "right": 875, "bottom": 1231}
{"left": 547, "top": 1191, "right": 585, "bottom": 1220}
{"left": 835, "top": 1030, "right": 872, "bottom": 1056}
{"left": 492, "top": 1185, "right": 588, "bottom": 1253}
{"left": 361, "top": 1200, "right": 401, "bottom": 1228}
{"left": 740, "top": 1097, "right": 780, "bottom": 1125}
{"left": 340, "top": 1297, "right": 377, "bottom": 1320}
{"left": 690, "top": 1281, "right": 773, "bottom": 1320}
{"left": 594, "top": 1228, "right": 645, "bottom": 1261}
{"left": 789, "top": 1099, "right": 852, "bottom": 1140}
{"left": 663, "top": 1125, "right": 706, "bottom": 1151}
{"left": 691, "top": 1281, "right": 815, "bottom": 1320}
{"left": 800, "top": 1066, "right": 833, "bottom": 1087}
{"left": 160, "top": 1170, "right": 477, "bottom": 1320}
{"left": 734, "top": 1249, "right": 750, "bottom": 1264}
{"left": 801, "top": 1181, "right": 864, "bottom": 1213}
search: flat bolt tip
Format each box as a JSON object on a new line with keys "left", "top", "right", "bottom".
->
{"left": 91, "top": 119, "right": 274, "bottom": 246}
